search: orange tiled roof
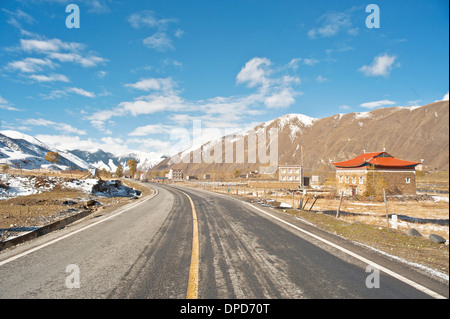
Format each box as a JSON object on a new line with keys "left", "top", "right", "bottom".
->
{"left": 332, "top": 152, "right": 421, "bottom": 168}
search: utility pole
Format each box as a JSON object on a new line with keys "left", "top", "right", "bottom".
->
{"left": 336, "top": 191, "right": 343, "bottom": 218}
{"left": 383, "top": 188, "right": 389, "bottom": 229}
{"left": 301, "top": 145, "right": 304, "bottom": 189}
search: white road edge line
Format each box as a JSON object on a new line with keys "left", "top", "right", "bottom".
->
{"left": 246, "top": 202, "right": 447, "bottom": 299}
{"left": 0, "top": 187, "right": 159, "bottom": 267}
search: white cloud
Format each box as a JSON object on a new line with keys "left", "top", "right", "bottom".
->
{"left": 22, "top": 118, "right": 87, "bottom": 135}
{"left": 35, "top": 134, "right": 116, "bottom": 153}
{"left": 48, "top": 52, "right": 105, "bottom": 68}
{"left": 288, "top": 58, "right": 301, "bottom": 70}
{"left": 359, "top": 53, "right": 398, "bottom": 77}
{"left": 6, "top": 57, "right": 54, "bottom": 73}
{"left": 442, "top": 92, "right": 449, "bottom": 101}
{"left": 0, "top": 96, "right": 8, "bottom": 105}
{"left": 0, "top": 95, "right": 21, "bottom": 111}
{"left": 85, "top": 0, "right": 111, "bottom": 14}
{"left": 282, "top": 75, "right": 301, "bottom": 85}
{"left": 89, "top": 119, "right": 113, "bottom": 135}
{"left": 87, "top": 109, "right": 120, "bottom": 122}
{"left": 28, "top": 73, "right": 70, "bottom": 83}
{"left": 128, "top": 124, "right": 173, "bottom": 136}
{"left": 39, "top": 90, "right": 67, "bottom": 100}
{"left": 316, "top": 75, "right": 327, "bottom": 83}
{"left": 27, "top": 0, "right": 112, "bottom": 14}
{"left": 287, "top": 57, "right": 319, "bottom": 69}
{"left": 68, "top": 87, "right": 95, "bottom": 98}
{"left": 124, "top": 77, "right": 177, "bottom": 93}
{"left": 308, "top": 10, "right": 357, "bottom": 39}
{"left": 35, "top": 133, "right": 168, "bottom": 155}
{"left": 2, "top": 8, "right": 36, "bottom": 29}
{"left": 5, "top": 34, "right": 106, "bottom": 86}
{"left": 236, "top": 57, "right": 272, "bottom": 88}
{"left": 162, "top": 58, "right": 183, "bottom": 68}
{"left": 20, "top": 38, "right": 83, "bottom": 53}
{"left": 264, "top": 88, "right": 299, "bottom": 108}
{"left": 16, "top": 36, "right": 105, "bottom": 69}
{"left": 96, "top": 71, "right": 107, "bottom": 79}
{"left": 39, "top": 87, "right": 95, "bottom": 99}
{"left": 88, "top": 57, "right": 302, "bottom": 132}
{"left": 0, "top": 104, "right": 20, "bottom": 111}
{"left": 303, "top": 58, "right": 319, "bottom": 66}
{"left": 174, "top": 29, "right": 184, "bottom": 38}
{"left": 128, "top": 10, "right": 176, "bottom": 30}
{"left": 143, "top": 32, "right": 174, "bottom": 51}
{"left": 119, "top": 94, "right": 185, "bottom": 116}
{"left": 360, "top": 99, "right": 396, "bottom": 109}
{"left": 128, "top": 10, "right": 179, "bottom": 52}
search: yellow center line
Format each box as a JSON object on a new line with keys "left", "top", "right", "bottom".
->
{"left": 181, "top": 190, "right": 199, "bottom": 299}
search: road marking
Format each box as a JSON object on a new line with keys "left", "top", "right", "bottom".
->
{"left": 179, "top": 190, "right": 199, "bottom": 299}
{"left": 246, "top": 202, "right": 447, "bottom": 299}
{"left": 0, "top": 187, "right": 158, "bottom": 267}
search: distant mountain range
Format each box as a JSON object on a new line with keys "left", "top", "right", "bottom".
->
{"left": 68, "top": 149, "right": 165, "bottom": 172}
{"left": 0, "top": 130, "right": 90, "bottom": 171}
{"left": 152, "top": 100, "right": 449, "bottom": 176}
{"left": 0, "top": 131, "right": 164, "bottom": 172}
{"left": 1, "top": 100, "right": 448, "bottom": 175}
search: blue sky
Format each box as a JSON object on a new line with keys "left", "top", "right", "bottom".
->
{"left": 0, "top": 0, "right": 448, "bottom": 156}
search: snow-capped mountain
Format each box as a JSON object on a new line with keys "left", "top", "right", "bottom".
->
{"left": 0, "top": 130, "right": 165, "bottom": 172}
{"left": 152, "top": 100, "right": 449, "bottom": 175}
{"left": 68, "top": 149, "right": 165, "bottom": 172}
{"left": 0, "top": 130, "right": 92, "bottom": 170}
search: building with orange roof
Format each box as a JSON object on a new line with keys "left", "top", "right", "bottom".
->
{"left": 332, "top": 151, "right": 421, "bottom": 196}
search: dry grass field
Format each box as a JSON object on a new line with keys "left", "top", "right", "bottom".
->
{"left": 5, "top": 168, "right": 89, "bottom": 179}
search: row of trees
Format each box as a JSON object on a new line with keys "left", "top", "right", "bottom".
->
{"left": 115, "top": 159, "right": 138, "bottom": 177}
{"left": 43, "top": 152, "right": 139, "bottom": 179}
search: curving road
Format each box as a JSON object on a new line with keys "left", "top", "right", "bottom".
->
{"left": 0, "top": 181, "right": 448, "bottom": 299}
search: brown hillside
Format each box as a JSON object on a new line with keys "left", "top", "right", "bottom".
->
{"left": 152, "top": 101, "right": 449, "bottom": 176}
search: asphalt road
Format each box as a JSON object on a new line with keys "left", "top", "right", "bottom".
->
{"left": 0, "top": 182, "right": 448, "bottom": 299}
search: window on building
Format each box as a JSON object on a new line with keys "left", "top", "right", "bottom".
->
{"left": 405, "top": 177, "right": 411, "bottom": 184}
{"left": 339, "top": 176, "right": 343, "bottom": 183}
{"left": 345, "top": 176, "right": 349, "bottom": 183}
{"left": 295, "top": 169, "right": 299, "bottom": 173}
{"left": 352, "top": 176, "right": 356, "bottom": 184}
{"left": 359, "top": 176, "right": 364, "bottom": 184}
{"left": 288, "top": 169, "right": 292, "bottom": 173}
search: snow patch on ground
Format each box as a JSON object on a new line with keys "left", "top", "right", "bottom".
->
{"left": 0, "top": 173, "right": 57, "bottom": 199}
{"left": 431, "top": 195, "right": 449, "bottom": 203}
{"left": 354, "top": 112, "right": 371, "bottom": 119}
{"left": 356, "top": 242, "right": 449, "bottom": 283}
{"left": 63, "top": 179, "right": 140, "bottom": 198}
{"left": 0, "top": 174, "right": 139, "bottom": 199}
{"left": 62, "top": 178, "right": 99, "bottom": 193}
{"left": 279, "top": 202, "right": 293, "bottom": 208}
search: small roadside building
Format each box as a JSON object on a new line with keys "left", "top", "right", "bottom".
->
{"left": 332, "top": 151, "right": 421, "bottom": 196}
{"left": 278, "top": 165, "right": 302, "bottom": 182}
{"left": 166, "top": 168, "right": 183, "bottom": 180}
{"left": 278, "top": 164, "right": 303, "bottom": 186}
